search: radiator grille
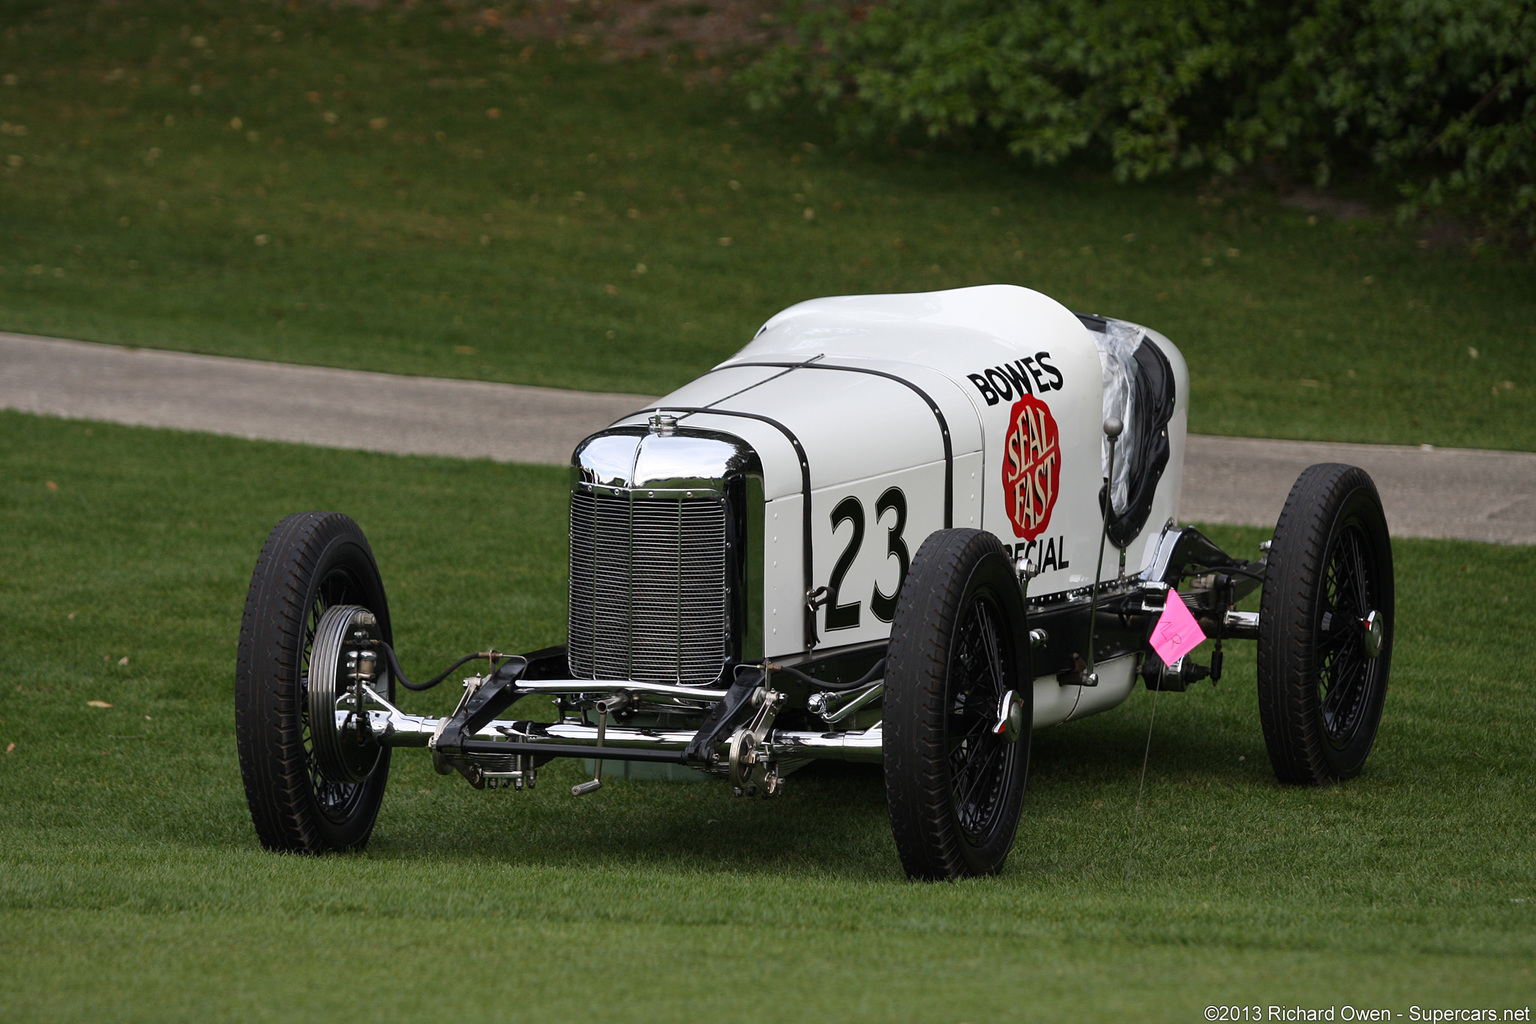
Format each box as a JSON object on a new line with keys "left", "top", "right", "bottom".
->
{"left": 568, "top": 490, "right": 729, "bottom": 686}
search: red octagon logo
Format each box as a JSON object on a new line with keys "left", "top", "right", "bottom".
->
{"left": 1001, "top": 395, "right": 1061, "bottom": 540}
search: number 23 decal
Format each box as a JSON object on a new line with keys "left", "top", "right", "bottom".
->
{"left": 825, "top": 487, "right": 910, "bottom": 630}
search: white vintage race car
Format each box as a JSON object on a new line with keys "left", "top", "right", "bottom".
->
{"left": 235, "top": 284, "right": 1394, "bottom": 879}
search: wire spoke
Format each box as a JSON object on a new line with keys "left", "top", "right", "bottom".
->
{"left": 1346, "top": 532, "right": 1371, "bottom": 619}
{"left": 1316, "top": 523, "right": 1380, "bottom": 746}
{"left": 1324, "top": 652, "right": 1362, "bottom": 718}
{"left": 955, "top": 743, "right": 1005, "bottom": 828}
{"left": 944, "top": 593, "right": 1014, "bottom": 840}
{"left": 1318, "top": 623, "right": 1356, "bottom": 653}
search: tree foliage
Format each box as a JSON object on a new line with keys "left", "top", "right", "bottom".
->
{"left": 745, "top": 0, "right": 1536, "bottom": 235}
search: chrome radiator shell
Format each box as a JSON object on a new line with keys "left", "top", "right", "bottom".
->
{"left": 567, "top": 427, "right": 761, "bottom": 688}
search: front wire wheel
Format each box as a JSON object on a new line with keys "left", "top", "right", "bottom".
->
{"left": 884, "top": 530, "right": 1031, "bottom": 880}
{"left": 1258, "top": 464, "right": 1394, "bottom": 784}
{"left": 235, "top": 511, "right": 394, "bottom": 852}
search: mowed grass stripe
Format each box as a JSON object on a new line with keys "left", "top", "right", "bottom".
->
{"left": 0, "top": 909, "right": 1527, "bottom": 1023}
{"left": 1, "top": 411, "right": 1532, "bottom": 1018}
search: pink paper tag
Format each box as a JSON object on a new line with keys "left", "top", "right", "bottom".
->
{"left": 1150, "top": 590, "right": 1207, "bottom": 666}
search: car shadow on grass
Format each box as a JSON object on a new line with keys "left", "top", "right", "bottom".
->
{"left": 358, "top": 706, "right": 1279, "bottom": 880}
{"left": 367, "top": 757, "right": 902, "bottom": 879}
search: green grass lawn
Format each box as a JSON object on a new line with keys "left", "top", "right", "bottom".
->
{"left": 2, "top": 0, "right": 1534, "bottom": 450}
{"left": 3, "top": 410, "right": 1532, "bottom": 1021}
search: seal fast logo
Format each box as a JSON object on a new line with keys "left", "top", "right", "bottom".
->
{"left": 1001, "top": 395, "right": 1060, "bottom": 540}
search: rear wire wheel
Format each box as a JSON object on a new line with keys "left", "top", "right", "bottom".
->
{"left": 1258, "top": 464, "right": 1394, "bottom": 784}
{"left": 883, "top": 530, "right": 1031, "bottom": 880}
{"left": 235, "top": 511, "right": 394, "bottom": 852}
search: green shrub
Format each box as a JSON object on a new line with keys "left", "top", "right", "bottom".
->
{"left": 745, "top": 0, "right": 1536, "bottom": 236}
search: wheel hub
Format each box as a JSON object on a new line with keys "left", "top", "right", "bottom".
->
{"left": 992, "top": 689, "right": 1025, "bottom": 743}
{"left": 307, "top": 604, "right": 388, "bottom": 783}
{"left": 1361, "top": 609, "right": 1383, "bottom": 658}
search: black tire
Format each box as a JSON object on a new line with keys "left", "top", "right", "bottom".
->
{"left": 1258, "top": 464, "right": 1394, "bottom": 785}
{"left": 235, "top": 512, "right": 394, "bottom": 852}
{"left": 883, "top": 529, "right": 1031, "bottom": 880}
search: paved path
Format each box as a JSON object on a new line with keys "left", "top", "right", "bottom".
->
{"left": 3, "top": 331, "right": 1532, "bottom": 545}
{"left": 0, "top": 332, "right": 652, "bottom": 468}
{"left": 1178, "top": 435, "right": 1533, "bottom": 546}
